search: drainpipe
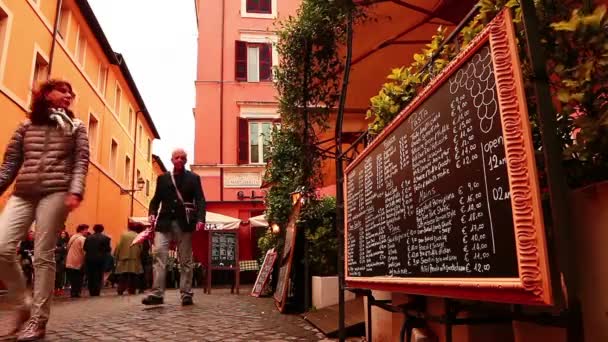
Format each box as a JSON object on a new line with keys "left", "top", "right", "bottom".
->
{"left": 130, "top": 110, "right": 142, "bottom": 216}
{"left": 335, "top": 8, "right": 354, "bottom": 342}
{"left": 47, "top": 0, "right": 63, "bottom": 77}
{"left": 219, "top": 0, "right": 225, "bottom": 201}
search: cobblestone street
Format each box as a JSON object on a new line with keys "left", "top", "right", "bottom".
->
{"left": 0, "top": 289, "right": 349, "bottom": 341}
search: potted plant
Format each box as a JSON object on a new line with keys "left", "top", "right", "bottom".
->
{"left": 300, "top": 197, "right": 355, "bottom": 309}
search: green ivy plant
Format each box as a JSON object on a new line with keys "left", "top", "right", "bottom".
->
{"left": 548, "top": 4, "right": 608, "bottom": 187}
{"left": 265, "top": 0, "right": 362, "bottom": 226}
{"left": 263, "top": 128, "right": 318, "bottom": 226}
{"left": 366, "top": 0, "right": 608, "bottom": 188}
{"left": 260, "top": 0, "right": 362, "bottom": 274}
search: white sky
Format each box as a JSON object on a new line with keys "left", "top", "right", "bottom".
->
{"left": 88, "top": 0, "right": 198, "bottom": 168}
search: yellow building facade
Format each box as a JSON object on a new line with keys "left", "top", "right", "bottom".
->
{"left": 0, "top": 0, "right": 161, "bottom": 244}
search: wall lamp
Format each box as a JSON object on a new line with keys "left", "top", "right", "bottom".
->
{"left": 120, "top": 177, "right": 146, "bottom": 195}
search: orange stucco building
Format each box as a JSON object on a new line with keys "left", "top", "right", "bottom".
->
{"left": 0, "top": 0, "right": 161, "bottom": 246}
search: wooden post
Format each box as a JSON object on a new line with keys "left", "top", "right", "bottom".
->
{"left": 206, "top": 231, "right": 212, "bottom": 294}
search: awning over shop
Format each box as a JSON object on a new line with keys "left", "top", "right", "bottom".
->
{"left": 346, "top": 0, "right": 478, "bottom": 111}
{"left": 205, "top": 211, "right": 241, "bottom": 230}
{"left": 128, "top": 217, "right": 152, "bottom": 226}
{"left": 129, "top": 212, "right": 242, "bottom": 230}
{"left": 250, "top": 214, "right": 269, "bottom": 228}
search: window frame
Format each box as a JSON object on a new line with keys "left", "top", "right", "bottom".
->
{"left": 138, "top": 123, "right": 143, "bottom": 146}
{"left": 56, "top": 5, "right": 69, "bottom": 40}
{"left": 31, "top": 51, "right": 49, "bottom": 89}
{"left": 235, "top": 41, "right": 273, "bottom": 83}
{"left": 124, "top": 155, "right": 132, "bottom": 186}
{"left": 87, "top": 113, "right": 100, "bottom": 161}
{"left": 97, "top": 64, "right": 108, "bottom": 94}
{"left": 246, "top": 0, "right": 272, "bottom": 14}
{"left": 147, "top": 138, "right": 152, "bottom": 162}
{"left": 128, "top": 106, "right": 134, "bottom": 134}
{"left": 0, "top": 6, "right": 11, "bottom": 84}
{"left": 75, "top": 26, "right": 87, "bottom": 67}
{"left": 237, "top": 118, "right": 279, "bottom": 165}
{"left": 114, "top": 82, "right": 122, "bottom": 116}
{"left": 241, "top": 0, "right": 276, "bottom": 18}
{"left": 110, "top": 139, "right": 119, "bottom": 175}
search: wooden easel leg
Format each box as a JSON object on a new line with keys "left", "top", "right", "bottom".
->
{"left": 236, "top": 271, "right": 240, "bottom": 295}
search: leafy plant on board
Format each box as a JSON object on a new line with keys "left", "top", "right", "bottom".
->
{"left": 257, "top": 196, "right": 338, "bottom": 276}
{"left": 365, "top": 0, "right": 608, "bottom": 188}
{"left": 299, "top": 197, "right": 338, "bottom": 277}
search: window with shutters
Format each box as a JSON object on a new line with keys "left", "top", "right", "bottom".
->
{"left": 235, "top": 41, "right": 272, "bottom": 82}
{"left": 246, "top": 0, "right": 271, "bottom": 14}
{"left": 237, "top": 118, "right": 278, "bottom": 165}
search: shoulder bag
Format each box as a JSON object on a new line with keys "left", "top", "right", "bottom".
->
{"left": 170, "top": 173, "right": 197, "bottom": 225}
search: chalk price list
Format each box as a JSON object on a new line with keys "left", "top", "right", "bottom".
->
{"left": 346, "top": 44, "right": 519, "bottom": 279}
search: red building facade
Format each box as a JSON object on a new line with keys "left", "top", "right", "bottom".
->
{"left": 192, "top": 0, "right": 301, "bottom": 265}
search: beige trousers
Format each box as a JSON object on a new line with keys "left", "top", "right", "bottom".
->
{"left": 152, "top": 220, "right": 193, "bottom": 299}
{"left": 0, "top": 192, "right": 69, "bottom": 322}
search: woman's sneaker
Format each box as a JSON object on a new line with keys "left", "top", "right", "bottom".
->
{"left": 16, "top": 318, "right": 46, "bottom": 341}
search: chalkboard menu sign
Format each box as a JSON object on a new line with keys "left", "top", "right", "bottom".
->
{"left": 211, "top": 232, "right": 237, "bottom": 268}
{"left": 252, "top": 249, "right": 277, "bottom": 297}
{"left": 206, "top": 229, "right": 240, "bottom": 295}
{"left": 345, "top": 10, "right": 552, "bottom": 305}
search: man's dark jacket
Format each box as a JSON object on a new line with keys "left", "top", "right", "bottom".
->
{"left": 83, "top": 233, "right": 111, "bottom": 262}
{"left": 149, "top": 170, "right": 206, "bottom": 233}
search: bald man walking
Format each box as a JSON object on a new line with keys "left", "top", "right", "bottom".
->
{"left": 143, "top": 149, "right": 206, "bottom": 306}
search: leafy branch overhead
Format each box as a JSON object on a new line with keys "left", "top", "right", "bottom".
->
{"left": 366, "top": 0, "right": 608, "bottom": 188}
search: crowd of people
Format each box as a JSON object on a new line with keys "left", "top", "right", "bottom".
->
{"left": 16, "top": 223, "right": 155, "bottom": 298}
{"left": 15, "top": 220, "right": 208, "bottom": 297}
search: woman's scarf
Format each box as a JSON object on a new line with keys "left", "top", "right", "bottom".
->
{"left": 49, "top": 107, "right": 77, "bottom": 135}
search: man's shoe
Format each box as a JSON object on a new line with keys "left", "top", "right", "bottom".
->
{"left": 181, "top": 296, "right": 193, "bottom": 306}
{"left": 142, "top": 295, "right": 164, "bottom": 305}
{"left": 16, "top": 319, "right": 46, "bottom": 341}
